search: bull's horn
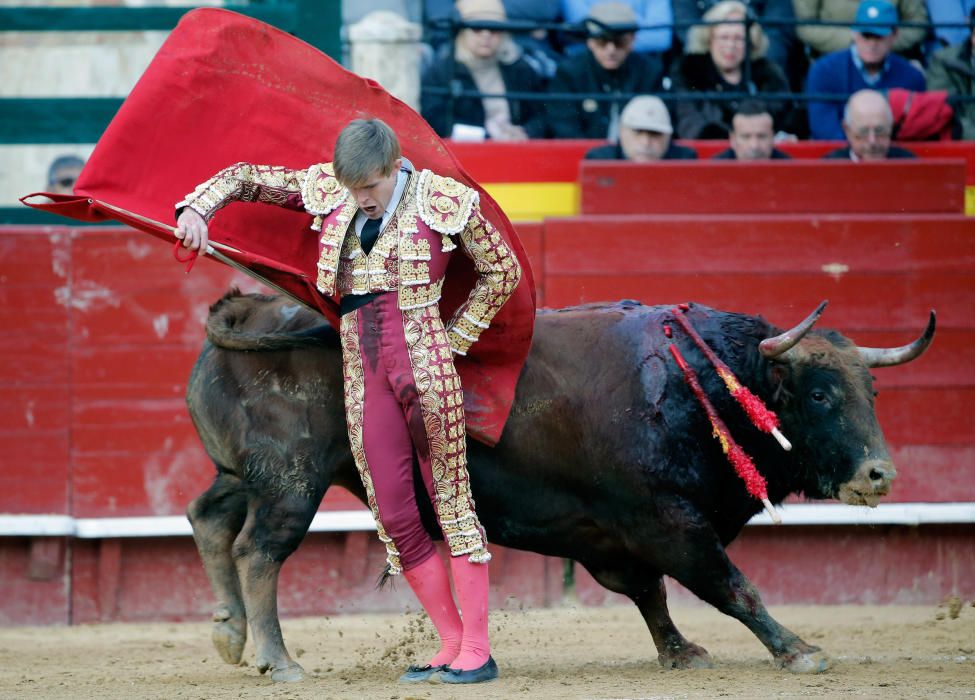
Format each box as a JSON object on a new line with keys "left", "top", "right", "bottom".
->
{"left": 759, "top": 300, "right": 829, "bottom": 359}
{"left": 858, "top": 310, "right": 937, "bottom": 368}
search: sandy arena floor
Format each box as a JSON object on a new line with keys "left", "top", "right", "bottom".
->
{"left": 1, "top": 602, "right": 973, "bottom": 699}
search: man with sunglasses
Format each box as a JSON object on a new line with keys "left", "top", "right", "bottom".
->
{"left": 805, "top": 0, "right": 924, "bottom": 140}
{"left": 823, "top": 88, "right": 916, "bottom": 160}
{"left": 547, "top": 2, "right": 666, "bottom": 138}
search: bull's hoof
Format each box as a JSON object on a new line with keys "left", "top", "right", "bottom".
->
{"left": 270, "top": 663, "right": 306, "bottom": 683}
{"left": 776, "top": 649, "right": 832, "bottom": 674}
{"left": 211, "top": 609, "right": 246, "bottom": 665}
{"left": 256, "top": 657, "right": 305, "bottom": 682}
{"left": 658, "top": 643, "right": 714, "bottom": 670}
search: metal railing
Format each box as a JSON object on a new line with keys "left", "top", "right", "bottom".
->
{"left": 422, "top": 13, "right": 975, "bottom": 130}
{"left": 2, "top": 8, "right": 973, "bottom": 223}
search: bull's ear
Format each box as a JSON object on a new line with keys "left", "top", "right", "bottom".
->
{"left": 767, "top": 363, "right": 791, "bottom": 403}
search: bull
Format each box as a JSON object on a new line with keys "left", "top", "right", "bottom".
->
{"left": 185, "top": 291, "right": 935, "bottom": 681}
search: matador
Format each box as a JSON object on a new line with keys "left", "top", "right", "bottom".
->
{"left": 174, "top": 119, "right": 521, "bottom": 685}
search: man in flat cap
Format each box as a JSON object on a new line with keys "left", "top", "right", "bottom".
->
{"left": 547, "top": 2, "right": 666, "bottom": 139}
{"left": 585, "top": 95, "right": 698, "bottom": 160}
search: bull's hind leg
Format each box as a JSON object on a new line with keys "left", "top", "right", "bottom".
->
{"left": 187, "top": 472, "right": 249, "bottom": 665}
{"left": 582, "top": 563, "right": 713, "bottom": 670}
{"left": 233, "top": 491, "right": 319, "bottom": 683}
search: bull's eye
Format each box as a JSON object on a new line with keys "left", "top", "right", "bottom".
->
{"left": 810, "top": 389, "right": 827, "bottom": 404}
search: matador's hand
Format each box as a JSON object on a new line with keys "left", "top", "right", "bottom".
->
{"left": 175, "top": 208, "right": 209, "bottom": 251}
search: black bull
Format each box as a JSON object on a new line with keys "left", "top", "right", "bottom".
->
{"left": 185, "top": 291, "right": 935, "bottom": 681}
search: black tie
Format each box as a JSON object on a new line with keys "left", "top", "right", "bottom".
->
{"left": 360, "top": 217, "right": 382, "bottom": 255}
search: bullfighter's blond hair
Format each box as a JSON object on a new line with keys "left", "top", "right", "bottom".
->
{"left": 333, "top": 118, "right": 401, "bottom": 187}
{"left": 685, "top": 0, "right": 769, "bottom": 59}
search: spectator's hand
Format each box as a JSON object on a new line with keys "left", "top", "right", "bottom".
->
{"left": 495, "top": 124, "right": 530, "bottom": 142}
{"left": 176, "top": 208, "right": 209, "bottom": 251}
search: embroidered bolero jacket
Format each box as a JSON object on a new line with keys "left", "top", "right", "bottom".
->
{"left": 177, "top": 161, "right": 521, "bottom": 355}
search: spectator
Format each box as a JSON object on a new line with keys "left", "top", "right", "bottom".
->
{"left": 47, "top": 154, "right": 85, "bottom": 194}
{"left": 423, "top": 0, "right": 457, "bottom": 53}
{"left": 926, "top": 7, "right": 975, "bottom": 138}
{"left": 503, "top": 0, "right": 565, "bottom": 79}
{"left": 672, "top": 0, "right": 801, "bottom": 85}
{"left": 824, "top": 88, "right": 917, "bottom": 158}
{"left": 712, "top": 99, "right": 792, "bottom": 157}
{"left": 421, "top": 0, "right": 547, "bottom": 140}
{"left": 805, "top": 0, "right": 925, "bottom": 140}
{"left": 926, "top": 0, "right": 975, "bottom": 49}
{"left": 562, "top": 0, "right": 674, "bottom": 55}
{"left": 670, "top": 0, "right": 795, "bottom": 138}
{"left": 585, "top": 94, "right": 699, "bottom": 158}
{"left": 793, "top": 0, "right": 929, "bottom": 60}
{"left": 547, "top": 2, "right": 666, "bottom": 138}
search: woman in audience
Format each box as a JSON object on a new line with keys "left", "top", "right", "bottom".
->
{"left": 669, "top": 0, "right": 797, "bottom": 138}
{"left": 421, "top": 0, "right": 547, "bottom": 140}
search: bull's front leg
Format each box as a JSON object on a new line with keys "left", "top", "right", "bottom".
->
{"left": 233, "top": 492, "right": 319, "bottom": 682}
{"left": 689, "top": 564, "right": 830, "bottom": 673}
{"left": 654, "top": 506, "right": 831, "bottom": 673}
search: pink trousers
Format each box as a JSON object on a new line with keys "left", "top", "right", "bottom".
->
{"left": 339, "top": 293, "right": 490, "bottom": 573}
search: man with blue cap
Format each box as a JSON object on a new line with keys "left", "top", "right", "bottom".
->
{"left": 805, "top": 0, "right": 925, "bottom": 140}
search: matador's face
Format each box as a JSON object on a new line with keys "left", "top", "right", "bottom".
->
{"left": 348, "top": 158, "right": 401, "bottom": 219}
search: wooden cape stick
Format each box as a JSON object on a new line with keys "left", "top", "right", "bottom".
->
{"left": 95, "top": 200, "right": 319, "bottom": 313}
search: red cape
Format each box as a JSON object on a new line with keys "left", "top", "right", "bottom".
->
{"left": 21, "top": 8, "right": 535, "bottom": 446}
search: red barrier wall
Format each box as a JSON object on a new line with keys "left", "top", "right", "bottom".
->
{"left": 3, "top": 149, "right": 974, "bottom": 624}
{"left": 580, "top": 160, "right": 966, "bottom": 215}
{"left": 541, "top": 213, "right": 975, "bottom": 505}
{"left": 448, "top": 139, "right": 975, "bottom": 184}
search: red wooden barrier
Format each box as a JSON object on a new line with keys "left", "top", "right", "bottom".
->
{"left": 3, "top": 201, "right": 974, "bottom": 624}
{"left": 540, "top": 212, "right": 975, "bottom": 504}
{"left": 447, "top": 139, "right": 975, "bottom": 185}
{"left": 542, "top": 214, "right": 974, "bottom": 328}
{"left": 67, "top": 538, "right": 561, "bottom": 625}
{"left": 580, "top": 160, "right": 967, "bottom": 215}
{"left": 576, "top": 525, "right": 975, "bottom": 606}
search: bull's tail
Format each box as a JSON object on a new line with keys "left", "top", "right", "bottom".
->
{"left": 205, "top": 288, "right": 338, "bottom": 351}
{"left": 376, "top": 564, "right": 396, "bottom": 591}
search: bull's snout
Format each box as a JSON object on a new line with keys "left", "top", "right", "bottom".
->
{"left": 837, "top": 459, "right": 897, "bottom": 507}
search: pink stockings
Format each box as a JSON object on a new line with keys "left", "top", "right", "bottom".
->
{"left": 449, "top": 554, "right": 492, "bottom": 670}
{"left": 403, "top": 552, "right": 491, "bottom": 671}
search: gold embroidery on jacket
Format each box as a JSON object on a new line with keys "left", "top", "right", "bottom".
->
{"left": 302, "top": 162, "right": 347, "bottom": 215}
{"left": 177, "top": 162, "right": 306, "bottom": 221}
{"left": 399, "top": 279, "right": 444, "bottom": 310}
{"left": 416, "top": 170, "right": 478, "bottom": 235}
{"left": 444, "top": 206, "right": 522, "bottom": 355}
{"left": 316, "top": 199, "right": 356, "bottom": 295}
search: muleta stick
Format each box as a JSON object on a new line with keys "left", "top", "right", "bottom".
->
{"left": 666, "top": 336, "right": 781, "bottom": 524}
{"left": 672, "top": 304, "right": 792, "bottom": 451}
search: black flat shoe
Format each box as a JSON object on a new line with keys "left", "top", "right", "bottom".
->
{"left": 398, "top": 663, "right": 447, "bottom": 682}
{"left": 433, "top": 656, "right": 499, "bottom": 684}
